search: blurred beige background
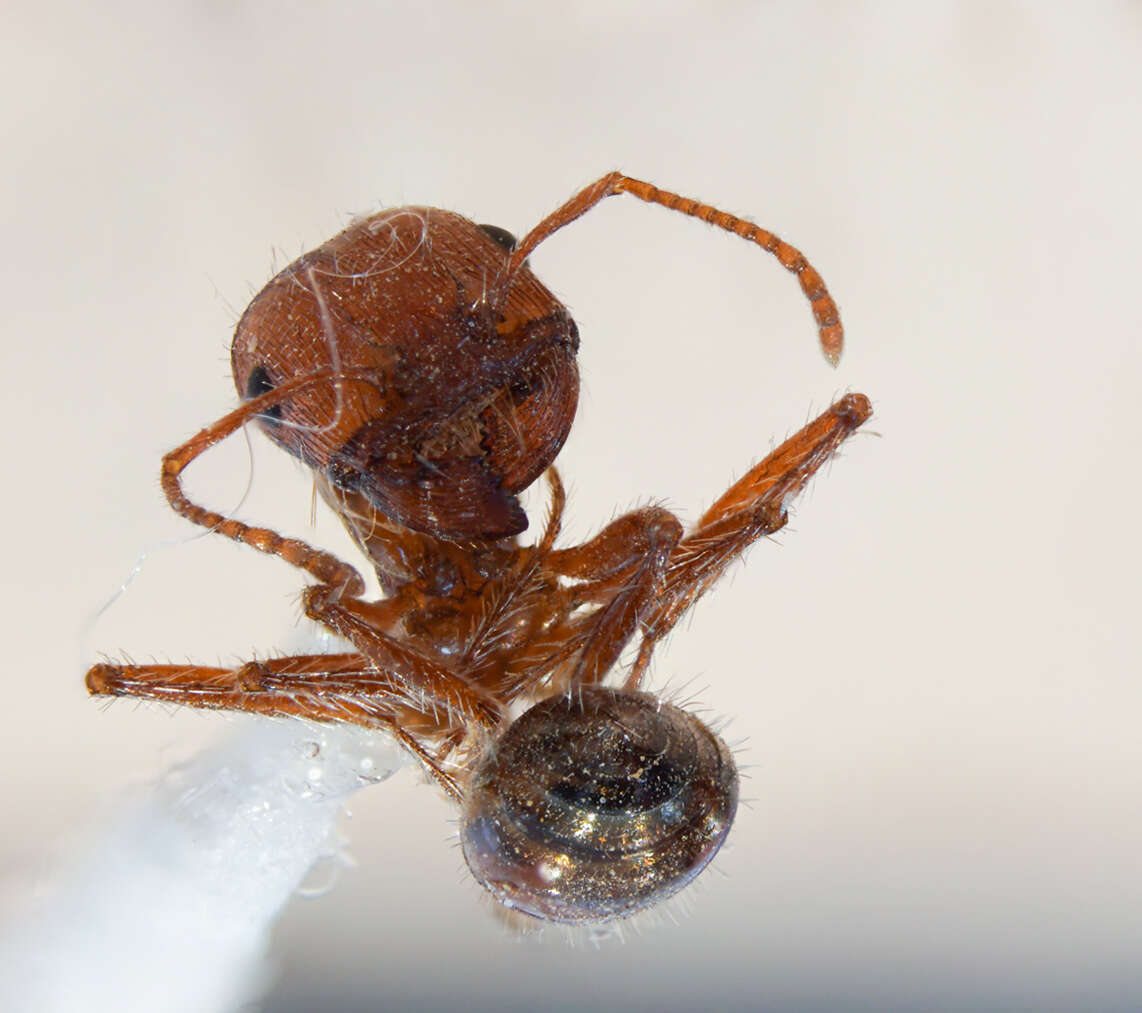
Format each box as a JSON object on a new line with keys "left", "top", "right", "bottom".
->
{"left": 3, "top": 2, "right": 1140, "bottom": 1010}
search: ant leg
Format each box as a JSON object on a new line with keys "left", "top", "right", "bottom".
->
{"left": 547, "top": 507, "right": 683, "bottom": 686}
{"left": 302, "top": 586, "right": 504, "bottom": 732}
{"left": 459, "top": 501, "right": 680, "bottom": 696}
{"left": 86, "top": 654, "right": 462, "bottom": 799}
{"left": 626, "top": 393, "right": 872, "bottom": 688}
{"left": 534, "top": 466, "right": 567, "bottom": 555}
{"left": 453, "top": 468, "right": 567, "bottom": 674}
{"left": 500, "top": 173, "right": 843, "bottom": 363}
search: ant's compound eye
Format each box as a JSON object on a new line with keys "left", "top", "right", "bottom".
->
{"left": 477, "top": 223, "right": 519, "bottom": 252}
{"left": 243, "top": 364, "right": 282, "bottom": 424}
{"left": 460, "top": 687, "right": 738, "bottom": 923}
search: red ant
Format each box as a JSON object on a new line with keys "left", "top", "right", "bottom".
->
{"left": 87, "top": 173, "right": 871, "bottom": 923}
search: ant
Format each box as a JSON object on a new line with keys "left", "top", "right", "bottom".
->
{"left": 87, "top": 172, "right": 871, "bottom": 924}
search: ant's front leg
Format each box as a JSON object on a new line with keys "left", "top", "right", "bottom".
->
{"left": 627, "top": 393, "right": 872, "bottom": 687}
{"left": 547, "top": 507, "right": 683, "bottom": 685}
{"left": 302, "top": 586, "right": 504, "bottom": 732}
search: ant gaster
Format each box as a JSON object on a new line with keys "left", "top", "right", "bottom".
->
{"left": 87, "top": 173, "right": 871, "bottom": 923}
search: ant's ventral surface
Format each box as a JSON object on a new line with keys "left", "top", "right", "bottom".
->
{"left": 87, "top": 172, "right": 871, "bottom": 924}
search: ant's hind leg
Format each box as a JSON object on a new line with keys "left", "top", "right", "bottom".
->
{"left": 627, "top": 393, "right": 872, "bottom": 687}
{"left": 86, "top": 653, "right": 462, "bottom": 799}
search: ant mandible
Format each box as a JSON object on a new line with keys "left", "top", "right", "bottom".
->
{"left": 87, "top": 172, "right": 871, "bottom": 924}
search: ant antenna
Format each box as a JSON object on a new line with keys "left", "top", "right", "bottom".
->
{"left": 495, "top": 172, "right": 844, "bottom": 365}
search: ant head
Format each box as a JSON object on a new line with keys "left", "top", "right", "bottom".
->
{"left": 231, "top": 207, "right": 579, "bottom": 541}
